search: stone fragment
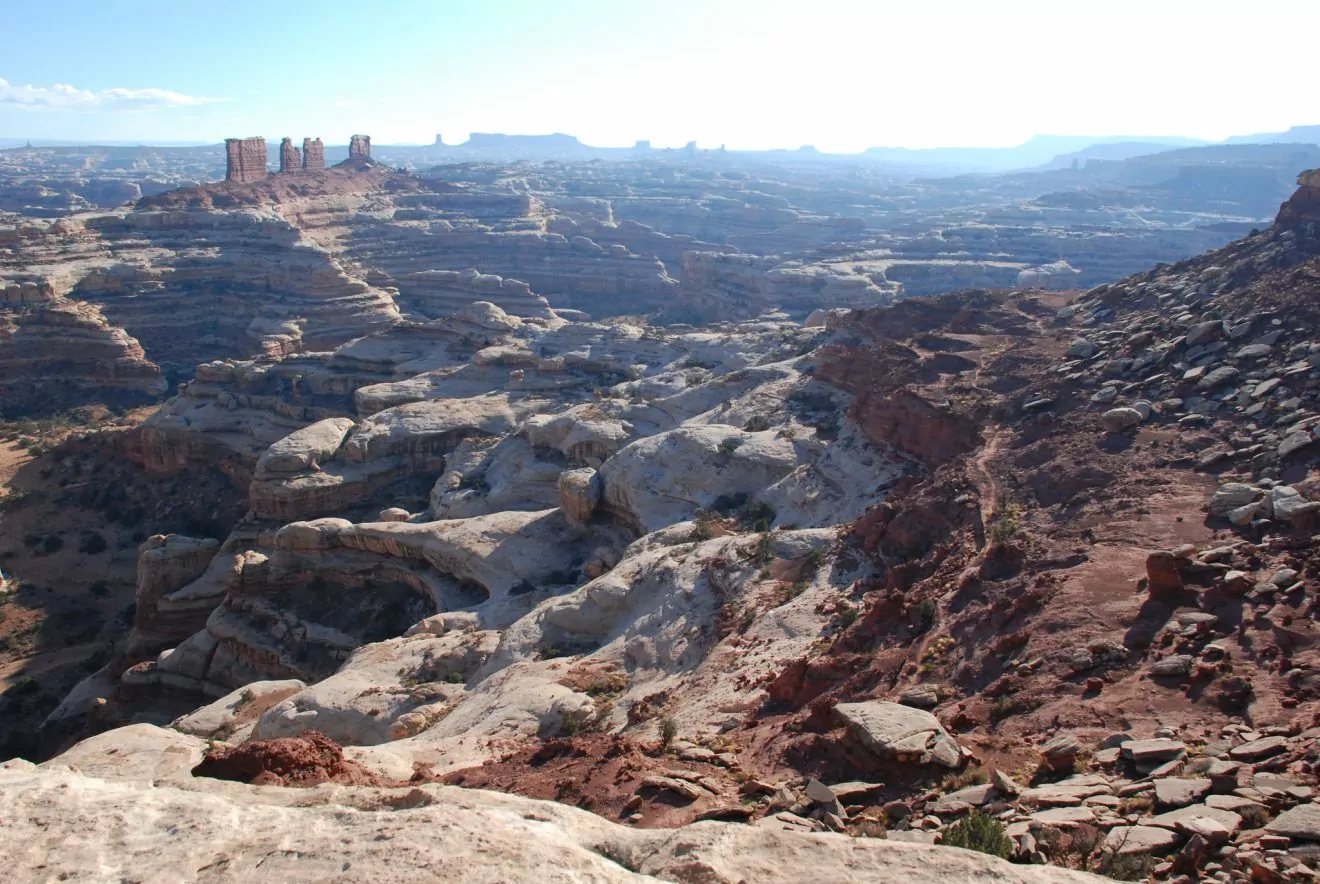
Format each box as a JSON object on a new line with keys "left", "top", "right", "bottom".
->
{"left": 1196, "top": 366, "right": 1240, "bottom": 391}
{"left": 1186, "top": 320, "right": 1225, "bottom": 347}
{"left": 1266, "top": 804, "right": 1320, "bottom": 841}
{"left": 1279, "top": 431, "right": 1315, "bottom": 458}
{"left": 1209, "top": 483, "right": 1260, "bottom": 516}
{"left": 1147, "top": 804, "right": 1242, "bottom": 834}
{"left": 1121, "top": 739, "right": 1187, "bottom": 765}
{"left": 1027, "top": 806, "right": 1095, "bottom": 828}
{"left": 1104, "top": 825, "right": 1181, "bottom": 856}
{"left": 1101, "top": 407, "right": 1144, "bottom": 432}
{"left": 1154, "top": 778, "right": 1212, "bottom": 808}
{"left": 1146, "top": 552, "right": 1184, "bottom": 597}
{"left": 805, "top": 778, "right": 836, "bottom": 804}
{"left": 1149, "top": 655, "right": 1194, "bottom": 677}
{"left": 992, "top": 769, "right": 1022, "bottom": 797}
{"left": 899, "top": 684, "right": 941, "bottom": 708}
{"left": 1067, "top": 338, "right": 1096, "bottom": 358}
{"left": 1229, "top": 736, "right": 1286, "bottom": 761}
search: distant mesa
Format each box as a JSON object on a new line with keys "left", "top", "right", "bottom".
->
{"left": 224, "top": 133, "right": 368, "bottom": 183}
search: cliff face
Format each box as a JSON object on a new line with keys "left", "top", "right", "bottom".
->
{"left": 0, "top": 206, "right": 401, "bottom": 377}
{"left": 1277, "top": 169, "right": 1320, "bottom": 224}
{"left": 0, "top": 296, "right": 163, "bottom": 412}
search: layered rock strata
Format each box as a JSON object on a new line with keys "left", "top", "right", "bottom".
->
{"left": 224, "top": 137, "right": 267, "bottom": 184}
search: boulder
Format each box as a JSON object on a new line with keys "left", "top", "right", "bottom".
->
{"left": 557, "top": 467, "right": 602, "bottom": 527}
{"left": 1101, "top": 407, "right": 1143, "bottom": 433}
{"left": 1209, "top": 483, "right": 1260, "bottom": 516}
{"left": 834, "top": 701, "right": 962, "bottom": 768}
{"left": 1145, "top": 552, "right": 1184, "bottom": 597}
{"left": 256, "top": 418, "right": 356, "bottom": 478}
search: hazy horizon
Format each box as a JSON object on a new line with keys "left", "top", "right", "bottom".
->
{"left": 2, "top": 0, "right": 1313, "bottom": 150}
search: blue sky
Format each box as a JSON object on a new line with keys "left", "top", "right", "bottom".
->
{"left": 1, "top": 0, "right": 1313, "bottom": 149}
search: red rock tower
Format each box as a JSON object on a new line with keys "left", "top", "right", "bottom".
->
{"left": 349, "top": 134, "right": 371, "bottom": 160}
{"left": 302, "top": 137, "right": 325, "bottom": 171}
{"left": 224, "top": 137, "right": 267, "bottom": 183}
{"left": 278, "top": 137, "right": 301, "bottom": 174}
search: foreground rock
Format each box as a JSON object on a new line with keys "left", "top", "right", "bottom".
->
{"left": 0, "top": 729, "right": 1103, "bottom": 883}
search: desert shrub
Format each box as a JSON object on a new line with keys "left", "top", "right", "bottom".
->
{"left": 942, "top": 769, "right": 989, "bottom": 790}
{"left": 78, "top": 531, "right": 108, "bottom": 555}
{"left": 913, "top": 598, "right": 937, "bottom": 633}
{"left": 7, "top": 676, "right": 38, "bottom": 697}
{"left": 941, "top": 810, "right": 1012, "bottom": 859}
{"left": 742, "top": 501, "right": 776, "bottom": 533}
{"left": 990, "top": 694, "right": 1040, "bottom": 722}
{"left": 690, "top": 510, "right": 717, "bottom": 541}
{"left": 1099, "top": 851, "right": 1154, "bottom": 881}
{"left": 559, "top": 709, "right": 587, "bottom": 738}
{"left": 743, "top": 414, "right": 772, "bottom": 432}
{"left": 717, "top": 437, "right": 744, "bottom": 455}
{"left": 1238, "top": 802, "right": 1270, "bottom": 828}
{"left": 660, "top": 716, "right": 678, "bottom": 749}
{"left": 88, "top": 581, "right": 111, "bottom": 598}
{"left": 987, "top": 502, "right": 1022, "bottom": 545}
{"left": 41, "top": 534, "right": 63, "bottom": 555}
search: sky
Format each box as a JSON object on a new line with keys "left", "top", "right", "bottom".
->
{"left": 0, "top": 0, "right": 1313, "bottom": 151}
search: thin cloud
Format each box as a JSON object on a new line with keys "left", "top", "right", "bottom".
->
{"left": 331, "top": 99, "right": 361, "bottom": 109}
{"left": 0, "top": 77, "right": 227, "bottom": 111}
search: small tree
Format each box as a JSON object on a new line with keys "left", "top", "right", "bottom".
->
{"left": 941, "top": 809, "right": 1013, "bottom": 860}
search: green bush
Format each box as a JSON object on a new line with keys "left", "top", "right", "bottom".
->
{"left": 941, "top": 810, "right": 1012, "bottom": 859}
{"left": 717, "top": 437, "right": 744, "bottom": 455}
{"left": 78, "top": 531, "right": 108, "bottom": 555}
{"left": 987, "top": 503, "right": 1022, "bottom": 545}
{"left": 660, "top": 716, "right": 678, "bottom": 749}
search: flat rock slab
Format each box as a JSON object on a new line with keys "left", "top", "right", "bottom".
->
{"left": 1148, "top": 804, "right": 1243, "bottom": 834}
{"left": 1028, "top": 806, "right": 1096, "bottom": 828}
{"left": 944, "top": 784, "right": 995, "bottom": 806}
{"left": 828, "top": 781, "right": 885, "bottom": 801}
{"left": 1267, "top": 803, "right": 1320, "bottom": 841}
{"left": 1154, "top": 777, "right": 1212, "bottom": 808}
{"left": 1019, "top": 774, "right": 1112, "bottom": 808}
{"left": 1229, "top": 736, "right": 1287, "bottom": 761}
{"left": 834, "top": 701, "right": 962, "bottom": 768}
{"left": 1121, "top": 738, "right": 1186, "bottom": 764}
{"left": 1104, "top": 825, "right": 1181, "bottom": 856}
{"left": 1205, "top": 794, "right": 1265, "bottom": 812}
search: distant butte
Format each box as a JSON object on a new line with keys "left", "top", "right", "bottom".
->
{"left": 142, "top": 135, "right": 427, "bottom": 210}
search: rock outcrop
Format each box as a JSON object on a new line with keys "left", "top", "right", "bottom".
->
{"left": 0, "top": 730, "right": 1103, "bottom": 883}
{"left": 225, "top": 137, "right": 267, "bottom": 184}
{"left": 278, "top": 138, "right": 301, "bottom": 174}
{"left": 302, "top": 138, "right": 325, "bottom": 171}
